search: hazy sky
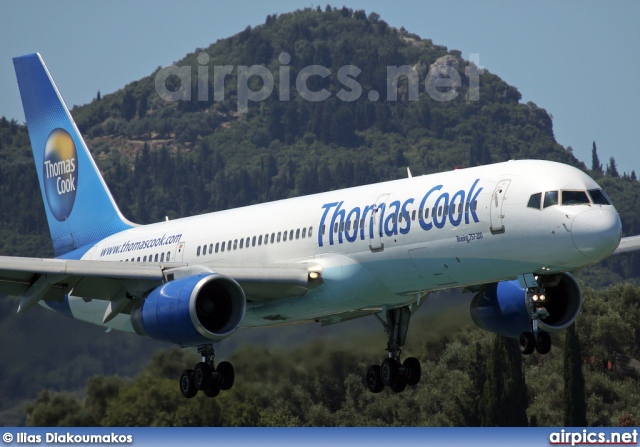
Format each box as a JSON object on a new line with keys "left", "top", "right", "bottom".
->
{"left": 1, "top": 1, "right": 639, "bottom": 174}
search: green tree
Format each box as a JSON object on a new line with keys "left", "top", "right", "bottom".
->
{"left": 606, "top": 157, "right": 619, "bottom": 177}
{"left": 480, "top": 335, "right": 529, "bottom": 426}
{"left": 121, "top": 90, "right": 136, "bottom": 121}
{"left": 563, "top": 323, "right": 588, "bottom": 426}
{"left": 591, "top": 141, "right": 603, "bottom": 174}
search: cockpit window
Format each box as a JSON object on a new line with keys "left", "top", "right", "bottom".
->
{"left": 543, "top": 191, "right": 559, "bottom": 208}
{"left": 588, "top": 189, "right": 612, "bottom": 205}
{"left": 527, "top": 193, "right": 542, "bottom": 209}
{"left": 562, "top": 190, "right": 590, "bottom": 205}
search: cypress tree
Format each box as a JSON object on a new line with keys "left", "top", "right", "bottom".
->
{"left": 591, "top": 141, "right": 603, "bottom": 174}
{"left": 563, "top": 323, "right": 588, "bottom": 426}
{"left": 480, "top": 335, "right": 529, "bottom": 426}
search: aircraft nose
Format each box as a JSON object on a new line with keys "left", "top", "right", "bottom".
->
{"left": 571, "top": 208, "right": 622, "bottom": 260}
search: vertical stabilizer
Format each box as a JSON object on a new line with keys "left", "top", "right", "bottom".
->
{"left": 13, "top": 53, "right": 134, "bottom": 257}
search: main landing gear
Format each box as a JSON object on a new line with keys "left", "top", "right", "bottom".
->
{"left": 519, "top": 282, "right": 552, "bottom": 356}
{"left": 366, "top": 306, "right": 421, "bottom": 394}
{"left": 179, "top": 345, "right": 235, "bottom": 398}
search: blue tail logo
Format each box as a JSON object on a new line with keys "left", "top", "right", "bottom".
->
{"left": 44, "top": 128, "right": 78, "bottom": 221}
{"left": 14, "top": 53, "right": 134, "bottom": 258}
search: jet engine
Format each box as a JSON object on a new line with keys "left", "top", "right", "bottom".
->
{"left": 131, "top": 274, "right": 246, "bottom": 346}
{"left": 470, "top": 272, "right": 582, "bottom": 339}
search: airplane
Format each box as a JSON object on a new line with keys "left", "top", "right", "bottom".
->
{"left": 2, "top": 52, "right": 637, "bottom": 398}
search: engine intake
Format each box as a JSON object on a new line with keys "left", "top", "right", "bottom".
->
{"left": 131, "top": 274, "right": 246, "bottom": 346}
{"left": 470, "top": 272, "right": 582, "bottom": 339}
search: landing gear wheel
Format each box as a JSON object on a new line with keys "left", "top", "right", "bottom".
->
{"left": 390, "top": 379, "right": 407, "bottom": 393}
{"left": 203, "top": 383, "right": 221, "bottom": 398}
{"left": 216, "top": 361, "right": 235, "bottom": 391}
{"left": 536, "top": 331, "right": 552, "bottom": 354}
{"left": 519, "top": 332, "right": 535, "bottom": 355}
{"left": 193, "top": 362, "right": 213, "bottom": 391}
{"left": 403, "top": 357, "right": 421, "bottom": 386}
{"left": 380, "top": 358, "right": 400, "bottom": 386}
{"left": 180, "top": 369, "right": 197, "bottom": 398}
{"left": 366, "top": 365, "right": 384, "bottom": 393}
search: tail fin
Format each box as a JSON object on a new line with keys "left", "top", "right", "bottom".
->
{"left": 13, "top": 53, "right": 134, "bottom": 257}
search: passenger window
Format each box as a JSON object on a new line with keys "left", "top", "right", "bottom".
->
{"left": 347, "top": 221, "right": 351, "bottom": 231}
{"left": 240, "top": 239, "right": 244, "bottom": 249}
{"left": 544, "top": 191, "right": 559, "bottom": 208}
{"left": 527, "top": 193, "right": 542, "bottom": 209}
{"left": 154, "top": 254, "right": 159, "bottom": 262}
{"left": 588, "top": 189, "right": 611, "bottom": 205}
{"left": 438, "top": 207, "right": 442, "bottom": 217}
{"left": 302, "top": 228, "right": 307, "bottom": 238}
{"left": 334, "top": 223, "right": 338, "bottom": 233}
{"left": 432, "top": 207, "right": 436, "bottom": 218}
{"left": 234, "top": 239, "right": 238, "bottom": 250}
{"left": 215, "top": 242, "right": 219, "bottom": 253}
{"left": 197, "top": 246, "right": 201, "bottom": 256}
{"left": 258, "top": 235, "right": 262, "bottom": 246}
{"left": 161, "top": 253, "right": 165, "bottom": 262}
{"left": 425, "top": 208, "right": 429, "bottom": 219}
{"left": 246, "top": 237, "right": 250, "bottom": 247}
{"left": 263, "top": 235, "right": 268, "bottom": 245}
{"left": 221, "top": 241, "right": 225, "bottom": 252}
{"left": 166, "top": 252, "right": 170, "bottom": 261}
{"left": 473, "top": 201, "right": 478, "bottom": 211}
{"left": 321, "top": 225, "right": 325, "bottom": 235}
{"left": 444, "top": 205, "right": 448, "bottom": 216}
{"left": 309, "top": 227, "right": 313, "bottom": 237}
{"left": 277, "top": 232, "right": 282, "bottom": 242}
{"left": 465, "top": 202, "right": 470, "bottom": 213}
{"left": 137, "top": 257, "right": 141, "bottom": 262}
{"left": 296, "top": 229, "right": 300, "bottom": 239}
{"left": 562, "top": 191, "right": 590, "bottom": 205}
{"left": 339, "top": 222, "right": 344, "bottom": 232}
{"left": 209, "top": 243, "right": 213, "bottom": 253}
{"left": 252, "top": 236, "right": 256, "bottom": 246}
{"left": 271, "top": 233, "right": 275, "bottom": 243}
{"left": 143, "top": 256, "right": 147, "bottom": 262}
{"left": 419, "top": 208, "right": 423, "bottom": 219}
{"left": 412, "top": 210, "right": 416, "bottom": 221}
{"left": 359, "top": 219, "right": 364, "bottom": 229}
{"left": 283, "top": 231, "right": 287, "bottom": 241}
{"left": 203, "top": 245, "right": 207, "bottom": 255}
{"left": 289, "top": 230, "right": 294, "bottom": 240}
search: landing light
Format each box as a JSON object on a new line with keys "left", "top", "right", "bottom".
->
{"left": 532, "top": 294, "right": 539, "bottom": 302}
{"left": 309, "top": 272, "right": 320, "bottom": 280}
{"left": 539, "top": 294, "right": 546, "bottom": 302}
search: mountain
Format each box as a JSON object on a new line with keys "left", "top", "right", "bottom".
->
{"left": 0, "top": 6, "right": 638, "bottom": 425}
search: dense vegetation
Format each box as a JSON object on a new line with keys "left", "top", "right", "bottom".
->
{"left": 0, "top": 7, "right": 638, "bottom": 425}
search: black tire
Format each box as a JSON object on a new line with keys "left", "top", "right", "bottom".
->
{"left": 203, "top": 383, "right": 221, "bottom": 398}
{"left": 519, "top": 332, "right": 535, "bottom": 355}
{"left": 390, "top": 379, "right": 407, "bottom": 393}
{"left": 366, "top": 365, "right": 384, "bottom": 393}
{"left": 536, "top": 331, "right": 552, "bottom": 355}
{"left": 380, "top": 358, "right": 399, "bottom": 386}
{"left": 216, "top": 361, "right": 235, "bottom": 391}
{"left": 180, "top": 369, "right": 197, "bottom": 398}
{"left": 193, "top": 362, "right": 213, "bottom": 391}
{"left": 403, "top": 357, "right": 421, "bottom": 386}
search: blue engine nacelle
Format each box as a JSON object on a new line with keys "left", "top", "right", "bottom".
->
{"left": 470, "top": 272, "right": 582, "bottom": 339}
{"left": 130, "top": 274, "right": 246, "bottom": 346}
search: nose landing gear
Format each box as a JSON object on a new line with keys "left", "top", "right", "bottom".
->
{"left": 519, "top": 282, "right": 552, "bottom": 355}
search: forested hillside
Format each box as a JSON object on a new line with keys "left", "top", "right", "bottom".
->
{"left": 1, "top": 6, "right": 638, "bottom": 426}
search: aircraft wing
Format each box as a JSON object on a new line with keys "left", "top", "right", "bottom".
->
{"left": 0, "top": 256, "right": 320, "bottom": 316}
{"left": 612, "top": 236, "right": 640, "bottom": 256}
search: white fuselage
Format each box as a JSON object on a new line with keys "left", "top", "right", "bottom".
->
{"left": 57, "top": 160, "right": 621, "bottom": 334}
